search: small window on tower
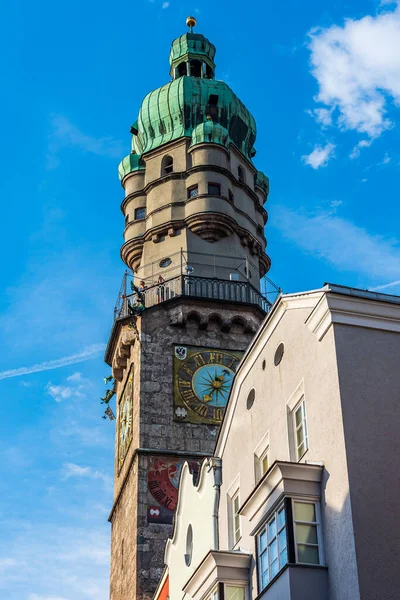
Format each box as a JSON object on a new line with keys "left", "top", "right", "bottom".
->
{"left": 187, "top": 185, "right": 199, "bottom": 199}
{"left": 135, "top": 207, "right": 146, "bottom": 221}
{"left": 228, "top": 190, "right": 234, "bottom": 203}
{"left": 238, "top": 165, "right": 245, "bottom": 183}
{"left": 208, "top": 183, "right": 221, "bottom": 196}
{"left": 206, "top": 64, "right": 214, "bottom": 79}
{"left": 125, "top": 214, "right": 129, "bottom": 225}
{"left": 190, "top": 60, "right": 202, "bottom": 77}
{"left": 177, "top": 62, "right": 187, "bottom": 77}
{"left": 162, "top": 155, "right": 174, "bottom": 175}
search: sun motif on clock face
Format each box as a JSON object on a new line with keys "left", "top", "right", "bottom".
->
{"left": 173, "top": 346, "right": 243, "bottom": 424}
{"left": 118, "top": 365, "right": 134, "bottom": 470}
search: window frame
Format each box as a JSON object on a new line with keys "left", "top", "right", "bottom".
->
{"left": 256, "top": 497, "right": 324, "bottom": 593}
{"left": 208, "top": 182, "right": 221, "bottom": 196}
{"left": 257, "top": 502, "right": 288, "bottom": 591}
{"left": 253, "top": 430, "right": 270, "bottom": 484}
{"left": 187, "top": 184, "right": 199, "bottom": 199}
{"left": 292, "top": 499, "right": 324, "bottom": 566}
{"left": 294, "top": 398, "right": 309, "bottom": 461}
{"left": 134, "top": 207, "right": 146, "bottom": 221}
{"left": 232, "top": 491, "right": 241, "bottom": 547}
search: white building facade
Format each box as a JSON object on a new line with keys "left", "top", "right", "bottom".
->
{"left": 156, "top": 284, "right": 400, "bottom": 600}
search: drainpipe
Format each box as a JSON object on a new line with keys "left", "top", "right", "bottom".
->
{"left": 209, "top": 457, "right": 222, "bottom": 550}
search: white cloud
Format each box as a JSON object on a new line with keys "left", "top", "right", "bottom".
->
{"left": 47, "top": 114, "right": 124, "bottom": 169}
{"left": 62, "top": 463, "right": 112, "bottom": 489}
{"left": 307, "top": 107, "right": 333, "bottom": 127}
{"left": 46, "top": 372, "right": 92, "bottom": 402}
{"left": 273, "top": 206, "right": 400, "bottom": 284}
{"left": 379, "top": 152, "right": 391, "bottom": 164}
{"left": 0, "top": 345, "right": 105, "bottom": 381}
{"left": 349, "top": 139, "right": 373, "bottom": 159}
{"left": 302, "top": 143, "right": 335, "bottom": 169}
{"left": 308, "top": 3, "right": 400, "bottom": 138}
{"left": 162, "top": 1, "right": 169, "bottom": 7}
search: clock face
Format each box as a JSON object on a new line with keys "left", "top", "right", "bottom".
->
{"left": 173, "top": 346, "right": 243, "bottom": 424}
{"left": 118, "top": 365, "right": 134, "bottom": 470}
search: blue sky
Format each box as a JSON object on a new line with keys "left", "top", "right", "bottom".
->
{"left": 1, "top": 0, "right": 400, "bottom": 598}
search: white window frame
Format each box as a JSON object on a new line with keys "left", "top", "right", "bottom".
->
{"left": 257, "top": 502, "right": 288, "bottom": 590}
{"left": 253, "top": 430, "right": 270, "bottom": 483}
{"left": 293, "top": 399, "right": 308, "bottom": 461}
{"left": 232, "top": 491, "right": 241, "bottom": 547}
{"left": 226, "top": 475, "right": 241, "bottom": 549}
{"left": 292, "top": 499, "right": 324, "bottom": 566}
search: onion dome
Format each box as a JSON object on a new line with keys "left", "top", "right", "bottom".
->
{"left": 169, "top": 32, "right": 216, "bottom": 78}
{"left": 118, "top": 153, "right": 145, "bottom": 181}
{"left": 190, "top": 118, "right": 229, "bottom": 149}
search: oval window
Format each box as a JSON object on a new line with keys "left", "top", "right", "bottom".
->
{"left": 246, "top": 388, "right": 255, "bottom": 410}
{"left": 159, "top": 257, "right": 172, "bottom": 268}
{"left": 274, "top": 343, "right": 284, "bottom": 366}
{"left": 185, "top": 524, "right": 193, "bottom": 566}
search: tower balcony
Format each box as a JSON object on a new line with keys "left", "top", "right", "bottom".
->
{"left": 113, "top": 251, "right": 280, "bottom": 320}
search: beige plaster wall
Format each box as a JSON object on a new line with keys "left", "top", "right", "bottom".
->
{"left": 217, "top": 298, "right": 360, "bottom": 600}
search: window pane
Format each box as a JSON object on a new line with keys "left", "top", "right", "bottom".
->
{"left": 297, "top": 442, "right": 306, "bottom": 459}
{"left": 278, "top": 529, "right": 287, "bottom": 550}
{"left": 225, "top": 587, "right": 245, "bottom": 600}
{"left": 296, "top": 423, "right": 305, "bottom": 446}
{"left": 261, "top": 552, "right": 268, "bottom": 573}
{"left": 269, "top": 539, "right": 277, "bottom": 562}
{"left": 294, "top": 502, "right": 316, "bottom": 522}
{"left": 295, "top": 405, "right": 303, "bottom": 426}
{"left": 262, "top": 570, "right": 269, "bottom": 589}
{"left": 296, "top": 524, "right": 318, "bottom": 545}
{"left": 277, "top": 508, "right": 285, "bottom": 530}
{"left": 270, "top": 558, "right": 279, "bottom": 578}
{"left": 268, "top": 517, "right": 276, "bottom": 540}
{"left": 260, "top": 530, "right": 267, "bottom": 551}
{"left": 262, "top": 454, "right": 269, "bottom": 474}
{"left": 297, "top": 544, "right": 320, "bottom": 564}
{"left": 208, "top": 183, "right": 221, "bottom": 195}
{"left": 280, "top": 547, "right": 288, "bottom": 567}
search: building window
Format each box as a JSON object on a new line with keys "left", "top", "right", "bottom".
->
{"left": 225, "top": 587, "right": 245, "bottom": 600}
{"left": 125, "top": 214, "right": 129, "bottom": 225}
{"left": 258, "top": 504, "right": 288, "bottom": 589}
{"left": 187, "top": 185, "right": 199, "bottom": 199}
{"left": 293, "top": 501, "right": 321, "bottom": 565}
{"left": 228, "top": 190, "right": 234, "bottom": 203}
{"left": 294, "top": 399, "right": 308, "bottom": 460}
{"left": 135, "top": 207, "right": 146, "bottom": 220}
{"left": 230, "top": 491, "right": 241, "bottom": 547}
{"left": 185, "top": 524, "right": 193, "bottom": 566}
{"left": 257, "top": 499, "right": 323, "bottom": 592}
{"left": 162, "top": 155, "right": 173, "bottom": 175}
{"left": 238, "top": 165, "right": 245, "bottom": 183}
{"left": 208, "top": 183, "right": 221, "bottom": 196}
{"left": 256, "top": 446, "right": 269, "bottom": 481}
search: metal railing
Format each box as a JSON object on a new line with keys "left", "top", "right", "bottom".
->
{"left": 114, "top": 272, "right": 280, "bottom": 320}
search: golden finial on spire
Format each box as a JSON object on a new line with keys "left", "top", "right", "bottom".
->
{"left": 186, "top": 16, "right": 197, "bottom": 32}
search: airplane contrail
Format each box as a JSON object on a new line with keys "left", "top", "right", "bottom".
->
{"left": 0, "top": 344, "right": 106, "bottom": 380}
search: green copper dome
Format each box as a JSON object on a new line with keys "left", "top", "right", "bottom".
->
{"left": 169, "top": 33, "right": 216, "bottom": 77}
{"left": 131, "top": 76, "right": 256, "bottom": 159}
{"left": 118, "top": 153, "right": 145, "bottom": 180}
{"left": 191, "top": 119, "right": 229, "bottom": 148}
{"left": 119, "top": 27, "right": 258, "bottom": 181}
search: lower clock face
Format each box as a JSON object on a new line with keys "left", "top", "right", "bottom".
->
{"left": 173, "top": 346, "right": 243, "bottom": 424}
{"left": 118, "top": 366, "right": 133, "bottom": 469}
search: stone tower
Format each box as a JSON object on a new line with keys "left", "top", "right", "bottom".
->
{"left": 105, "top": 18, "right": 273, "bottom": 600}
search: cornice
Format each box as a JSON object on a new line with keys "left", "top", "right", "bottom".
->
{"left": 120, "top": 164, "right": 266, "bottom": 217}
{"left": 306, "top": 291, "right": 400, "bottom": 340}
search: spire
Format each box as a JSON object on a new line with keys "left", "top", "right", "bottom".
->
{"left": 186, "top": 15, "right": 197, "bottom": 33}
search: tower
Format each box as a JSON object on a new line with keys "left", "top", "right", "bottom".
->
{"left": 105, "top": 18, "right": 273, "bottom": 600}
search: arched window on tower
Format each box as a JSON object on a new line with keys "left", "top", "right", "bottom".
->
{"left": 177, "top": 62, "right": 187, "bottom": 77}
{"left": 190, "top": 60, "right": 202, "bottom": 78}
{"left": 238, "top": 165, "right": 246, "bottom": 184}
{"left": 162, "top": 155, "right": 174, "bottom": 175}
{"left": 206, "top": 64, "right": 214, "bottom": 79}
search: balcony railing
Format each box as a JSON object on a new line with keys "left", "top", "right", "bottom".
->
{"left": 114, "top": 273, "right": 280, "bottom": 320}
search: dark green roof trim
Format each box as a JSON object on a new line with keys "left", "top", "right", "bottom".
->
{"left": 118, "top": 153, "right": 146, "bottom": 181}
{"left": 190, "top": 120, "right": 229, "bottom": 148}
{"left": 255, "top": 170, "right": 270, "bottom": 196}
